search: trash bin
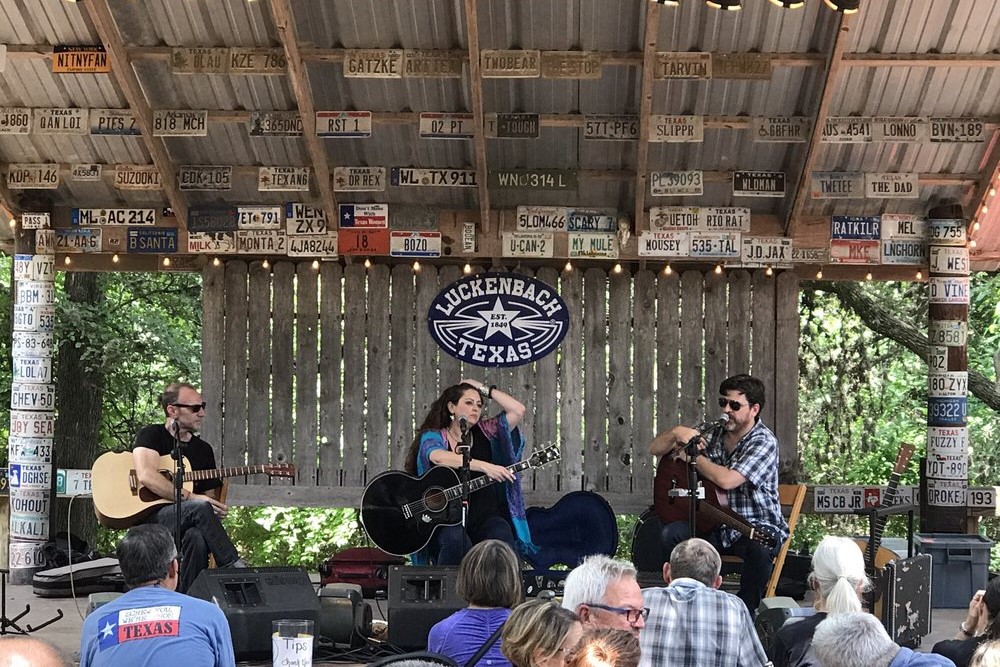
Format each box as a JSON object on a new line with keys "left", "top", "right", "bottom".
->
{"left": 915, "top": 533, "right": 993, "bottom": 608}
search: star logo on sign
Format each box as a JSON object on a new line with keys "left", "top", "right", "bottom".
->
{"left": 479, "top": 299, "right": 521, "bottom": 341}
{"left": 100, "top": 621, "right": 115, "bottom": 639}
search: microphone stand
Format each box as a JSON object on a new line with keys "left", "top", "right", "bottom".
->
{"left": 681, "top": 433, "right": 703, "bottom": 538}
{"left": 170, "top": 420, "right": 187, "bottom": 560}
{"left": 456, "top": 418, "right": 472, "bottom": 531}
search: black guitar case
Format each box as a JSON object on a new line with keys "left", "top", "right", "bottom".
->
{"left": 32, "top": 557, "right": 125, "bottom": 598}
{"left": 523, "top": 491, "right": 618, "bottom": 594}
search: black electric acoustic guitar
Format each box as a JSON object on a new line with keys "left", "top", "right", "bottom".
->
{"left": 360, "top": 443, "right": 560, "bottom": 556}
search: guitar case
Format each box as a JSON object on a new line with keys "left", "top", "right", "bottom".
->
{"left": 319, "top": 546, "right": 405, "bottom": 597}
{"left": 523, "top": 491, "right": 618, "bottom": 594}
{"left": 32, "top": 557, "right": 125, "bottom": 598}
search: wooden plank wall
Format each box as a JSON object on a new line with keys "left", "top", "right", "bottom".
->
{"left": 202, "top": 262, "right": 800, "bottom": 514}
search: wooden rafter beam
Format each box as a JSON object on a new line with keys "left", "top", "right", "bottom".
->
{"left": 269, "top": 0, "right": 338, "bottom": 226}
{"left": 12, "top": 44, "right": 1000, "bottom": 69}
{"left": 82, "top": 0, "right": 187, "bottom": 223}
{"left": 786, "top": 13, "right": 852, "bottom": 237}
{"left": 634, "top": 2, "right": 660, "bottom": 230}
{"left": 463, "top": 0, "right": 492, "bottom": 232}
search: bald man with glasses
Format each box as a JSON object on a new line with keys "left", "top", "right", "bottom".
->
{"left": 649, "top": 374, "right": 787, "bottom": 616}
{"left": 133, "top": 382, "right": 244, "bottom": 593}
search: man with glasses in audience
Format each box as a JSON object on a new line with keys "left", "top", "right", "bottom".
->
{"left": 640, "top": 538, "right": 770, "bottom": 667}
{"left": 562, "top": 554, "right": 647, "bottom": 637}
{"left": 133, "top": 382, "right": 244, "bottom": 593}
{"left": 649, "top": 374, "right": 787, "bottom": 615}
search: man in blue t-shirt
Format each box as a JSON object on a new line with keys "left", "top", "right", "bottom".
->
{"left": 80, "top": 524, "right": 235, "bottom": 667}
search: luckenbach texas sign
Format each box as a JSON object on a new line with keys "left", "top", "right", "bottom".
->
{"left": 428, "top": 272, "right": 569, "bottom": 367}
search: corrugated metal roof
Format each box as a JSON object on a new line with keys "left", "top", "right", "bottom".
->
{"left": 0, "top": 0, "right": 998, "bottom": 267}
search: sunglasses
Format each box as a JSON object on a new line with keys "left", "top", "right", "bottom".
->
{"left": 718, "top": 397, "right": 748, "bottom": 411}
{"left": 173, "top": 402, "right": 207, "bottom": 412}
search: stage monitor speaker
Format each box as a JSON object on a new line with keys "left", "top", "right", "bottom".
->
{"left": 188, "top": 566, "right": 320, "bottom": 661}
{"left": 387, "top": 566, "right": 463, "bottom": 650}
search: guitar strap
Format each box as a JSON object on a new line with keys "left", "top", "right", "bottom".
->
{"left": 463, "top": 621, "right": 505, "bottom": 667}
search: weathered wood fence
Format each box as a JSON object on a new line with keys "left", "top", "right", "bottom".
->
{"left": 200, "top": 261, "right": 799, "bottom": 514}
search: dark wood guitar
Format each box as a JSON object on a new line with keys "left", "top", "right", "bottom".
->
{"left": 654, "top": 455, "right": 777, "bottom": 549}
{"left": 360, "top": 444, "right": 560, "bottom": 556}
{"left": 853, "top": 442, "right": 915, "bottom": 613}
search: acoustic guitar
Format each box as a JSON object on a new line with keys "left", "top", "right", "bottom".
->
{"left": 360, "top": 443, "right": 560, "bottom": 556}
{"left": 654, "top": 455, "right": 778, "bottom": 549}
{"left": 853, "top": 442, "right": 915, "bottom": 612}
{"left": 92, "top": 451, "right": 296, "bottom": 529}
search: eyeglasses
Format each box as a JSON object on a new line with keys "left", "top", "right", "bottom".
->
{"left": 718, "top": 397, "right": 748, "bottom": 411}
{"left": 173, "top": 402, "right": 207, "bottom": 412}
{"left": 585, "top": 603, "right": 649, "bottom": 624}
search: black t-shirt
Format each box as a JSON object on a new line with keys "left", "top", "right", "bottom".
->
{"left": 465, "top": 426, "right": 510, "bottom": 531}
{"left": 772, "top": 612, "right": 825, "bottom": 667}
{"left": 133, "top": 424, "right": 222, "bottom": 496}
{"left": 932, "top": 635, "right": 986, "bottom": 667}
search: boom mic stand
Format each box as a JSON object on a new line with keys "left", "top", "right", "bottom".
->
{"left": 170, "top": 420, "right": 187, "bottom": 562}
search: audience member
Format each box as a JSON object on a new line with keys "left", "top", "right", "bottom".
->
{"left": 773, "top": 536, "right": 871, "bottom": 667}
{"left": 79, "top": 524, "right": 235, "bottom": 667}
{"left": 811, "top": 612, "right": 954, "bottom": 667}
{"left": 934, "top": 579, "right": 1000, "bottom": 667}
{"left": 502, "top": 599, "right": 582, "bottom": 667}
{"left": 427, "top": 540, "right": 523, "bottom": 667}
{"left": 969, "top": 639, "right": 1000, "bottom": 667}
{"left": 569, "top": 628, "right": 640, "bottom": 667}
{"left": 562, "top": 555, "right": 646, "bottom": 635}
{"left": 0, "top": 637, "right": 69, "bottom": 667}
{"left": 638, "top": 538, "right": 767, "bottom": 667}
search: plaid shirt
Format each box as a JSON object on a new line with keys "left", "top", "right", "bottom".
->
{"left": 639, "top": 579, "right": 771, "bottom": 667}
{"left": 704, "top": 419, "right": 788, "bottom": 549}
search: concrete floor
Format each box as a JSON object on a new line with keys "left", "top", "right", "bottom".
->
{"left": 0, "top": 579, "right": 973, "bottom": 665}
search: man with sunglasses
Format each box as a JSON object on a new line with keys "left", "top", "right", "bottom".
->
{"left": 649, "top": 374, "right": 788, "bottom": 616}
{"left": 640, "top": 538, "right": 770, "bottom": 667}
{"left": 132, "top": 382, "right": 244, "bottom": 593}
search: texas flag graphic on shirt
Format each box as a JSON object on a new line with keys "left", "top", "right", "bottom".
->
{"left": 98, "top": 605, "right": 182, "bottom": 650}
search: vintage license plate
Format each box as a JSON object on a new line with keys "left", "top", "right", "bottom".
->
{"left": 650, "top": 171, "right": 703, "bottom": 196}
{"left": 390, "top": 167, "right": 478, "bottom": 187}
{"left": 188, "top": 232, "right": 236, "bottom": 254}
{"left": 248, "top": 111, "right": 302, "bottom": 137}
{"left": 55, "top": 228, "right": 102, "bottom": 253}
{"left": 502, "top": 232, "right": 554, "bottom": 258}
{"left": 418, "top": 112, "right": 474, "bottom": 139}
{"left": 236, "top": 230, "right": 287, "bottom": 255}
{"left": 114, "top": 165, "right": 162, "bottom": 190}
{"left": 0, "top": 107, "right": 32, "bottom": 134}
{"left": 237, "top": 205, "right": 282, "bottom": 230}
{"left": 10, "top": 384, "right": 56, "bottom": 411}
{"left": 822, "top": 117, "right": 872, "bottom": 143}
{"left": 9, "top": 436, "right": 53, "bottom": 463}
{"left": 390, "top": 231, "right": 442, "bottom": 257}
{"left": 16, "top": 281, "right": 56, "bottom": 306}
{"left": 258, "top": 166, "right": 310, "bottom": 191}
{"left": 285, "top": 203, "right": 329, "bottom": 236}
{"left": 152, "top": 110, "right": 208, "bottom": 136}
{"left": 127, "top": 228, "right": 178, "bottom": 253}
{"left": 73, "top": 208, "right": 156, "bottom": 226}
{"left": 316, "top": 111, "right": 372, "bottom": 137}
{"left": 568, "top": 233, "right": 618, "bottom": 259}
{"left": 649, "top": 115, "right": 703, "bottom": 142}
{"left": 649, "top": 207, "right": 700, "bottom": 231}
{"left": 90, "top": 108, "right": 141, "bottom": 135}
{"left": 7, "top": 164, "right": 59, "bottom": 189}
{"left": 638, "top": 232, "right": 690, "bottom": 258}
{"left": 689, "top": 233, "right": 741, "bottom": 259}
{"left": 13, "top": 304, "right": 55, "bottom": 333}
{"left": 338, "top": 228, "right": 390, "bottom": 255}
{"left": 179, "top": 165, "right": 232, "bottom": 191}
{"left": 10, "top": 411, "right": 55, "bottom": 439}
{"left": 287, "top": 233, "right": 338, "bottom": 258}
{"left": 583, "top": 115, "right": 639, "bottom": 141}
{"left": 333, "top": 166, "right": 386, "bottom": 192}
{"left": 34, "top": 107, "right": 88, "bottom": 135}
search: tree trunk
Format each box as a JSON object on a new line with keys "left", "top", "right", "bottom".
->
{"left": 814, "top": 281, "right": 1000, "bottom": 411}
{"left": 51, "top": 272, "right": 105, "bottom": 552}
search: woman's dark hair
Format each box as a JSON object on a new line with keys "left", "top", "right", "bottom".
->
{"left": 981, "top": 576, "right": 1000, "bottom": 640}
{"left": 403, "top": 383, "right": 478, "bottom": 474}
{"left": 456, "top": 539, "right": 523, "bottom": 608}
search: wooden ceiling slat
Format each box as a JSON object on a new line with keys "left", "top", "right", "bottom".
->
{"left": 463, "top": 0, "right": 492, "bottom": 232}
{"left": 786, "top": 13, "right": 852, "bottom": 237}
{"left": 83, "top": 0, "right": 188, "bottom": 223}
{"left": 634, "top": 2, "right": 660, "bottom": 230}
{"left": 269, "top": 0, "right": 338, "bottom": 226}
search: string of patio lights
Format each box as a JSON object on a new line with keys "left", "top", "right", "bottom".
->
{"left": 649, "top": 0, "right": 860, "bottom": 12}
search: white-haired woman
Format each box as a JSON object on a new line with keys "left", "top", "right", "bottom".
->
{"left": 772, "top": 536, "right": 871, "bottom": 667}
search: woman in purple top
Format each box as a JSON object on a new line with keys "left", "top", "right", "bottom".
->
{"left": 427, "top": 540, "right": 523, "bottom": 667}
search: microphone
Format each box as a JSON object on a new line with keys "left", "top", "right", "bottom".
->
{"left": 456, "top": 415, "right": 471, "bottom": 453}
{"left": 458, "top": 415, "right": 469, "bottom": 432}
{"left": 698, "top": 413, "right": 729, "bottom": 433}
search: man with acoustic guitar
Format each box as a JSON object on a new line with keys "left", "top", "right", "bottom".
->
{"left": 132, "top": 382, "right": 244, "bottom": 592}
{"left": 649, "top": 374, "right": 788, "bottom": 615}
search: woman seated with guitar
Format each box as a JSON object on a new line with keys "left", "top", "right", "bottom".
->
{"left": 403, "top": 379, "right": 536, "bottom": 565}
{"left": 772, "top": 535, "right": 871, "bottom": 667}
